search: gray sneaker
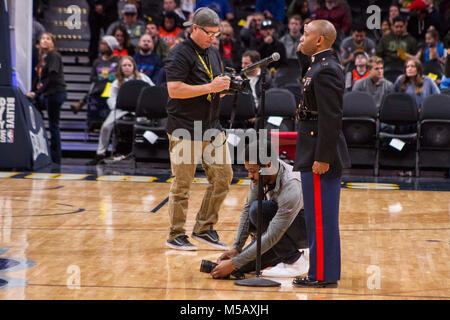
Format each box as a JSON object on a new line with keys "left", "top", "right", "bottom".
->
{"left": 166, "top": 235, "right": 197, "bottom": 251}
{"left": 192, "top": 229, "right": 229, "bottom": 250}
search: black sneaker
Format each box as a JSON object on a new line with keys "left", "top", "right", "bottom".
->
{"left": 87, "top": 154, "right": 106, "bottom": 165}
{"left": 166, "top": 235, "right": 197, "bottom": 251}
{"left": 192, "top": 229, "right": 229, "bottom": 250}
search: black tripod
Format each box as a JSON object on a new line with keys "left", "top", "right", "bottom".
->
{"left": 234, "top": 64, "right": 281, "bottom": 288}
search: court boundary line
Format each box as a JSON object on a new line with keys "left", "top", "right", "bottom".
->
{"left": 24, "top": 283, "right": 450, "bottom": 300}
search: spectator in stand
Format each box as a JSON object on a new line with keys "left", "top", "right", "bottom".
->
{"left": 255, "top": 0, "right": 286, "bottom": 28}
{"left": 424, "top": 0, "right": 445, "bottom": 35}
{"left": 279, "top": 15, "right": 303, "bottom": 60}
{"left": 394, "top": 58, "right": 441, "bottom": 108}
{"left": 286, "top": 0, "right": 311, "bottom": 22}
{"left": 376, "top": 16, "right": 417, "bottom": 70}
{"left": 240, "top": 12, "right": 264, "bottom": 51}
{"left": 415, "top": 28, "right": 446, "bottom": 65}
{"left": 340, "top": 24, "right": 376, "bottom": 69}
{"left": 26, "top": 33, "right": 66, "bottom": 165}
{"left": 345, "top": 50, "right": 370, "bottom": 91}
{"left": 107, "top": 4, "right": 146, "bottom": 48}
{"left": 88, "top": 56, "right": 154, "bottom": 165}
{"left": 111, "top": 25, "right": 136, "bottom": 57}
{"left": 32, "top": 18, "right": 46, "bottom": 85}
{"left": 211, "top": 35, "right": 220, "bottom": 50}
{"left": 195, "top": 0, "right": 234, "bottom": 21}
{"left": 381, "top": 20, "right": 391, "bottom": 36}
{"left": 71, "top": 36, "right": 120, "bottom": 133}
{"left": 407, "top": 0, "right": 442, "bottom": 45}
{"left": 133, "top": 34, "right": 164, "bottom": 85}
{"left": 140, "top": 0, "right": 164, "bottom": 26}
{"left": 353, "top": 56, "right": 395, "bottom": 109}
{"left": 256, "top": 20, "right": 287, "bottom": 70}
{"left": 440, "top": 53, "right": 450, "bottom": 90}
{"left": 180, "top": 0, "right": 196, "bottom": 14}
{"left": 175, "top": 25, "right": 193, "bottom": 44}
{"left": 159, "top": 11, "right": 183, "bottom": 47}
{"left": 87, "top": 0, "right": 118, "bottom": 65}
{"left": 314, "top": 0, "right": 351, "bottom": 47}
{"left": 241, "top": 50, "right": 274, "bottom": 113}
{"left": 388, "top": 4, "right": 400, "bottom": 28}
{"left": 163, "top": 0, "right": 189, "bottom": 26}
{"left": 145, "top": 21, "right": 171, "bottom": 62}
{"left": 218, "top": 21, "right": 242, "bottom": 71}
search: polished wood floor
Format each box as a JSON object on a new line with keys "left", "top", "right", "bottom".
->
{"left": 0, "top": 177, "right": 449, "bottom": 300}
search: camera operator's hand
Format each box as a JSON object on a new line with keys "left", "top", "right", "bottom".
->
{"left": 211, "top": 260, "right": 236, "bottom": 279}
{"left": 217, "top": 248, "right": 239, "bottom": 263}
{"left": 209, "top": 76, "right": 231, "bottom": 93}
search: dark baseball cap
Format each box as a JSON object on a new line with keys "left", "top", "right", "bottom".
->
{"left": 183, "top": 7, "right": 220, "bottom": 28}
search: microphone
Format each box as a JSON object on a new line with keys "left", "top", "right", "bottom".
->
{"left": 241, "top": 52, "right": 280, "bottom": 74}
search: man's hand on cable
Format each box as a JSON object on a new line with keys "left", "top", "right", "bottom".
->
{"left": 209, "top": 75, "right": 231, "bottom": 93}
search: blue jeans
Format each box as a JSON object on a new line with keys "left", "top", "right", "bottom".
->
{"left": 44, "top": 91, "right": 66, "bottom": 164}
{"left": 238, "top": 200, "right": 304, "bottom": 273}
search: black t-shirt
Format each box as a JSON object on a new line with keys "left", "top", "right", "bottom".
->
{"left": 90, "top": 56, "right": 120, "bottom": 95}
{"left": 35, "top": 50, "right": 66, "bottom": 96}
{"left": 165, "top": 36, "right": 224, "bottom": 140}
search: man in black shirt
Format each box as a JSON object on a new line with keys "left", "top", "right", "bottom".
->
{"left": 164, "top": 7, "right": 233, "bottom": 251}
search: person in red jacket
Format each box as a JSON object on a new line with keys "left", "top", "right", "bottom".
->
{"left": 314, "top": 0, "right": 350, "bottom": 47}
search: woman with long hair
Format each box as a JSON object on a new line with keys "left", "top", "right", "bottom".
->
{"left": 88, "top": 56, "right": 154, "bottom": 165}
{"left": 27, "top": 32, "right": 66, "bottom": 164}
{"left": 394, "top": 58, "right": 440, "bottom": 107}
{"left": 112, "top": 25, "right": 135, "bottom": 57}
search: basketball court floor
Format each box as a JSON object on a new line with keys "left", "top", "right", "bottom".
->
{"left": 0, "top": 161, "right": 449, "bottom": 300}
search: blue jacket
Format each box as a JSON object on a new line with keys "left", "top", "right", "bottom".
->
{"left": 255, "top": 0, "right": 285, "bottom": 22}
{"left": 133, "top": 52, "right": 164, "bottom": 85}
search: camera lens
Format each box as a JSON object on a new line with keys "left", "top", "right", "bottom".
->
{"left": 200, "top": 260, "right": 218, "bottom": 273}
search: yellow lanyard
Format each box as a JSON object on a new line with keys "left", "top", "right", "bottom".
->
{"left": 195, "top": 50, "right": 213, "bottom": 102}
{"left": 195, "top": 50, "right": 213, "bottom": 80}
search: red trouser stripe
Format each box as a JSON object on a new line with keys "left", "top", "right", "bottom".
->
{"left": 313, "top": 173, "right": 324, "bottom": 281}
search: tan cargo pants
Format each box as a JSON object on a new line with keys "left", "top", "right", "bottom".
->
{"left": 167, "top": 132, "right": 233, "bottom": 241}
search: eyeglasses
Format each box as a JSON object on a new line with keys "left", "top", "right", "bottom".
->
{"left": 198, "top": 26, "right": 220, "bottom": 38}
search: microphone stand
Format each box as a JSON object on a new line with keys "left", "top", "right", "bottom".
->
{"left": 235, "top": 63, "right": 281, "bottom": 288}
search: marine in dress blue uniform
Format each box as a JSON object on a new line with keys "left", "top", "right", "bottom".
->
{"left": 292, "top": 20, "right": 351, "bottom": 288}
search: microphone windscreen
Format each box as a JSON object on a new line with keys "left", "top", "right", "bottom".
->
{"left": 272, "top": 52, "right": 280, "bottom": 61}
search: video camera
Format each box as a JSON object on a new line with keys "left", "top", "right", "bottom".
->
{"left": 220, "top": 67, "right": 250, "bottom": 95}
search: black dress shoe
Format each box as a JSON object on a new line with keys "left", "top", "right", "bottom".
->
{"left": 292, "top": 277, "right": 338, "bottom": 288}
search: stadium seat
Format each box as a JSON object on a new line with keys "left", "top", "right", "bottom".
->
{"left": 418, "top": 94, "right": 450, "bottom": 172}
{"left": 342, "top": 91, "right": 379, "bottom": 175}
{"left": 132, "top": 86, "right": 170, "bottom": 161}
{"left": 377, "top": 93, "right": 419, "bottom": 176}
{"left": 114, "top": 79, "right": 151, "bottom": 155}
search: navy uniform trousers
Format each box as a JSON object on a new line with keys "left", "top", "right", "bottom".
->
{"left": 301, "top": 168, "right": 342, "bottom": 282}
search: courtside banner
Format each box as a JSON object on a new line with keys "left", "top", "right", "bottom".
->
{"left": 0, "top": 86, "right": 51, "bottom": 169}
{"left": 0, "top": 0, "right": 12, "bottom": 86}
